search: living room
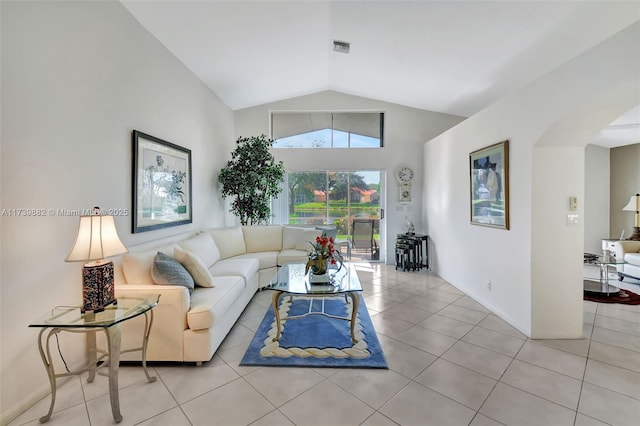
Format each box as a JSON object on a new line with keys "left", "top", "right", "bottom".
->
{"left": 2, "top": 1, "right": 639, "bottom": 424}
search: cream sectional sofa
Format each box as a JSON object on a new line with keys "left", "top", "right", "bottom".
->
{"left": 616, "top": 240, "right": 640, "bottom": 282}
{"left": 108, "top": 225, "right": 322, "bottom": 364}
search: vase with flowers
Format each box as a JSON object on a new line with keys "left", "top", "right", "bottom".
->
{"left": 305, "top": 231, "right": 343, "bottom": 278}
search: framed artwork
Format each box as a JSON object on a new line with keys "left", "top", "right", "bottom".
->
{"left": 132, "top": 130, "right": 192, "bottom": 233}
{"left": 469, "top": 140, "right": 509, "bottom": 229}
{"left": 399, "top": 184, "right": 412, "bottom": 202}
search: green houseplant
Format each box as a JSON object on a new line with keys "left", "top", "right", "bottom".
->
{"left": 218, "top": 135, "right": 285, "bottom": 225}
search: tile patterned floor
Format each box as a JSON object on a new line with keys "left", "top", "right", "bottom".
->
{"left": 9, "top": 264, "right": 640, "bottom": 426}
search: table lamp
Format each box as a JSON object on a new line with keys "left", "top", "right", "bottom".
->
{"left": 65, "top": 207, "right": 128, "bottom": 312}
{"left": 622, "top": 193, "right": 640, "bottom": 241}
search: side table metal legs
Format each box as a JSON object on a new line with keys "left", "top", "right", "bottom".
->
{"left": 36, "top": 328, "right": 59, "bottom": 423}
{"left": 106, "top": 326, "right": 122, "bottom": 423}
{"left": 36, "top": 309, "right": 156, "bottom": 423}
{"left": 36, "top": 327, "right": 124, "bottom": 423}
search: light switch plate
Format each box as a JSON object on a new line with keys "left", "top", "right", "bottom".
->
{"left": 567, "top": 214, "right": 579, "bottom": 225}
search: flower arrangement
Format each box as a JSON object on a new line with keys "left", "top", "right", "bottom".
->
{"left": 305, "top": 231, "right": 343, "bottom": 275}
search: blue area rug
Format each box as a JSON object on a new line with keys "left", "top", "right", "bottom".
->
{"left": 240, "top": 294, "right": 388, "bottom": 368}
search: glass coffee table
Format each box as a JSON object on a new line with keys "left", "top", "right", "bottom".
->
{"left": 264, "top": 263, "right": 363, "bottom": 343}
{"left": 584, "top": 254, "right": 626, "bottom": 296}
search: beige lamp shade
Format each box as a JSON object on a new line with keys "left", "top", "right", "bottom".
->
{"left": 622, "top": 194, "right": 640, "bottom": 212}
{"left": 622, "top": 193, "right": 640, "bottom": 227}
{"left": 65, "top": 213, "right": 128, "bottom": 262}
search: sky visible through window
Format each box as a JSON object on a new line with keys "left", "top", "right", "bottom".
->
{"left": 273, "top": 128, "right": 380, "bottom": 148}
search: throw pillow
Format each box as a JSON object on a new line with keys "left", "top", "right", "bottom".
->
{"left": 207, "top": 227, "right": 246, "bottom": 259}
{"left": 151, "top": 252, "right": 195, "bottom": 294}
{"left": 282, "top": 226, "right": 306, "bottom": 249}
{"left": 174, "top": 247, "right": 215, "bottom": 288}
{"left": 178, "top": 233, "right": 220, "bottom": 268}
{"left": 121, "top": 243, "right": 178, "bottom": 284}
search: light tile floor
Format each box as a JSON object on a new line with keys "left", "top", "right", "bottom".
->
{"left": 9, "top": 264, "right": 640, "bottom": 426}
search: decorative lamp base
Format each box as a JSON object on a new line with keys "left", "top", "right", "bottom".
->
{"left": 628, "top": 226, "right": 640, "bottom": 241}
{"left": 82, "top": 260, "right": 117, "bottom": 313}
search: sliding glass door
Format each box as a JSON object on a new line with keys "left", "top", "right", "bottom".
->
{"left": 274, "top": 170, "right": 385, "bottom": 262}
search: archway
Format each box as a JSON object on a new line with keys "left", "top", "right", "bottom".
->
{"left": 530, "top": 79, "right": 638, "bottom": 338}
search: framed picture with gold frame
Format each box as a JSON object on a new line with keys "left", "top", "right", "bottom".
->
{"left": 469, "top": 140, "right": 509, "bottom": 229}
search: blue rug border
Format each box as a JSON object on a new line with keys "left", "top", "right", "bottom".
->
{"left": 239, "top": 294, "right": 388, "bottom": 369}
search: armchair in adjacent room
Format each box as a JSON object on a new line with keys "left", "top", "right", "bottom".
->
{"left": 615, "top": 240, "right": 640, "bottom": 282}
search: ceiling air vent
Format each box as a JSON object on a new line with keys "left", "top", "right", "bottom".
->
{"left": 332, "top": 40, "right": 350, "bottom": 54}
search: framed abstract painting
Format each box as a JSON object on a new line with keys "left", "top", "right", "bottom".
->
{"left": 469, "top": 140, "right": 509, "bottom": 230}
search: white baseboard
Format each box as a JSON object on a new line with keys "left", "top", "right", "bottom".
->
{"left": 0, "top": 372, "right": 76, "bottom": 426}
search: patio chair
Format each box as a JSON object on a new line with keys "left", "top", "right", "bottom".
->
{"left": 350, "top": 219, "right": 379, "bottom": 259}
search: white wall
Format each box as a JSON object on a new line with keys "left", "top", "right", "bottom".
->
{"left": 610, "top": 143, "right": 640, "bottom": 237}
{"left": 423, "top": 22, "right": 640, "bottom": 338}
{"left": 0, "top": 1, "right": 233, "bottom": 420}
{"left": 235, "top": 90, "right": 464, "bottom": 262}
{"left": 584, "top": 143, "right": 640, "bottom": 254}
{"left": 584, "top": 144, "right": 610, "bottom": 254}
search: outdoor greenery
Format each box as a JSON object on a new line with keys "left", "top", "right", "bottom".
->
{"left": 218, "top": 135, "right": 285, "bottom": 225}
{"left": 287, "top": 172, "right": 372, "bottom": 214}
{"left": 285, "top": 170, "right": 382, "bottom": 239}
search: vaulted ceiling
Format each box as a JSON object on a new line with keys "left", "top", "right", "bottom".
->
{"left": 121, "top": 0, "right": 639, "bottom": 146}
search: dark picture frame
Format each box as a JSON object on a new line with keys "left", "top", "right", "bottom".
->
{"left": 132, "top": 130, "right": 192, "bottom": 233}
{"left": 469, "top": 140, "right": 509, "bottom": 230}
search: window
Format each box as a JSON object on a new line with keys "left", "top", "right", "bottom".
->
{"left": 276, "top": 170, "right": 382, "bottom": 229}
{"left": 271, "top": 112, "right": 384, "bottom": 148}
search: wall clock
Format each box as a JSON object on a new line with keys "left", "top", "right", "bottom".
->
{"left": 397, "top": 167, "right": 414, "bottom": 183}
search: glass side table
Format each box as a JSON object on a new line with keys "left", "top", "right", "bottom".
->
{"left": 584, "top": 255, "right": 626, "bottom": 296}
{"left": 29, "top": 295, "right": 160, "bottom": 423}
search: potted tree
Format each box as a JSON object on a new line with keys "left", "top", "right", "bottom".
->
{"left": 218, "top": 135, "right": 285, "bottom": 225}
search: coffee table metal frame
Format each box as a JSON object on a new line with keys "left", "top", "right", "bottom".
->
{"left": 265, "top": 263, "right": 363, "bottom": 344}
{"left": 29, "top": 295, "right": 160, "bottom": 423}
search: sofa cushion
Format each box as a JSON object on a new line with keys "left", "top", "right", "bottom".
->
{"left": 207, "top": 227, "right": 247, "bottom": 259}
{"left": 151, "top": 252, "right": 195, "bottom": 294}
{"left": 234, "top": 252, "right": 279, "bottom": 270}
{"left": 178, "top": 233, "right": 220, "bottom": 268}
{"left": 174, "top": 247, "right": 215, "bottom": 288}
{"left": 243, "top": 225, "right": 283, "bottom": 253}
{"left": 187, "top": 276, "right": 245, "bottom": 331}
{"left": 122, "top": 244, "right": 177, "bottom": 284}
{"left": 624, "top": 252, "right": 640, "bottom": 266}
{"left": 282, "top": 226, "right": 305, "bottom": 249}
{"left": 278, "top": 249, "right": 311, "bottom": 266}
{"left": 208, "top": 257, "right": 259, "bottom": 286}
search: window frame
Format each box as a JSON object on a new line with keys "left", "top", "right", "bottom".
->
{"left": 269, "top": 111, "right": 384, "bottom": 149}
